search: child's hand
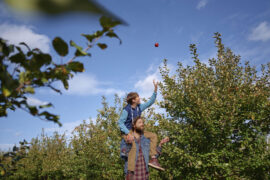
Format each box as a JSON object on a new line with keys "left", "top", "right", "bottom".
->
{"left": 126, "top": 133, "right": 134, "bottom": 143}
{"left": 153, "top": 79, "right": 158, "bottom": 92}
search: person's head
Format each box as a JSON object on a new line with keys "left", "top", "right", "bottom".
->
{"left": 132, "top": 116, "right": 144, "bottom": 134}
{"left": 126, "top": 92, "right": 140, "bottom": 105}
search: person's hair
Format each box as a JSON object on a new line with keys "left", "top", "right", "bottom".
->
{"left": 126, "top": 92, "right": 139, "bottom": 104}
{"left": 132, "top": 116, "right": 143, "bottom": 131}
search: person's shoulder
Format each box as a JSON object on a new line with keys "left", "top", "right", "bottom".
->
{"left": 123, "top": 104, "right": 130, "bottom": 110}
{"left": 120, "top": 107, "right": 128, "bottom": 116}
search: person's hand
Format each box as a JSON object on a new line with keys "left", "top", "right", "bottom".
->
{"left": 126, "top": 133, "right": 134, "bottom": 143}
{"left": 159, "top": 137, "right": 169, "bottom": 147}
{"left": 153, "top": 79, "right": 158, "bottom": 93}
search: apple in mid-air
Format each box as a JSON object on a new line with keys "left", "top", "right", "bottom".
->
{"left": 155, "top": 43, "right": 159, "bottom": 47}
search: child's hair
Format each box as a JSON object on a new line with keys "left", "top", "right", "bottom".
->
{"left": 126, "top": 92, "right": 139, "bottom": 104}
{"left": 132, "top": 116, "right": 143, "bottom": 131}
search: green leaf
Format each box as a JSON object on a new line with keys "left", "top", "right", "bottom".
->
{"left": 39, "top": 111, "right": 61, "bottom": 126}
{"left": 52, "top": 37, "right": 69, "bottom": 56}
{"left": 99, "top": 16, "right": 121, "bottom": 29}
{"left": 81, "top": 31, "right": 104, "bottom": 43}
{"left": 19, "top": 72, "right": 27, "bottom": 84}
{"left": 41, "top": 77, "right": 48, "bottom": 83}
{"left": 0, "top": 39, "right": 14, "bottom": 56}
{"left": 97, "top": 43, "right": 107, "bottom": 50}
{"left": 2, "top": 87, "right": 11, "bottom": 97}
{"left": 67, "top": 61, "right": 84, "bottom": 72}
{"left": 70, "top": 40, "right": 89, "bottom": 56}
{"left": 9, "top": 52, "right": 26, "bottom": 64}
{"left": 25, "top": 86, "right": 35, "bottom": 94}
{"left": 39, "top": 103, "right": 53, "bottom": 109}
{"left": 32, "top": 53, "right": 52, "bottom": 69}
{"left": 81, "top": 34, "right": 96, "bottom": 43}
{"left": 19, "top": 42, "right": 31, "bottom": 51}
{"left": 106, "top": 31, "right": 122, "bottom": 44}
{"left": 28, "top": 106, "right": 38, "bottom": 115}
{"left": 61, "top": 79, "right": 69, "bottom": 90}
{"left": 94, "top": 30, "right": 104, "bottom": 38}
{"left": 75, "top": 50, "right": 91, "bottom": 57}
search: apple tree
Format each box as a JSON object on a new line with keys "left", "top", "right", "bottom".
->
{"left": 156, "top": 33, "right": 270, "bottom": 179}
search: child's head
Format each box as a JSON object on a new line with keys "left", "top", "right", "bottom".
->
{"left": 132, "top": 116, "right": 144, "bottom": 133}
{"left": 126, "top": 92, "right": 140, "bottom": 105}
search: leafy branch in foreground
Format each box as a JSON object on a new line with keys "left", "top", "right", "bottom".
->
{"left": 0, "top": 16, "right": 122, "bottom": 126}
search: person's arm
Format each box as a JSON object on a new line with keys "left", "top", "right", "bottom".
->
{"left": 156, "top": 137, "right": 170, "bottom": 158}
{"left": 139, "top": 80, "right": 158, "bottom": 112}
{"left": 156, "top": 146, "right": 162, "bottom": 157}
{"left": 139, "top": 92, "right": 157, "bottom": 112}
{"left": 117, "top": 109, "right": 129, "bottom": 134}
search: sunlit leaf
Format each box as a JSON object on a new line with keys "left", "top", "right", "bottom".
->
{"left": 70, "top": 40, "right": 88, "bottom": 56}
{"left": 2, "top": 87, "right": 11, "bottom": 97}
{"left": 25, "top": 86, "right": 35, "bottom": 94}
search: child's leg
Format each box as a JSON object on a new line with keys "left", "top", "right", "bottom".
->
{"left": 144, "top": 131, "right": 158, "bottom": 157}
{"left": 122, "top": 133, "right": 137, "bottom": 172}
{"left": 127, "top": 140, "right": 136, "bottom": 172}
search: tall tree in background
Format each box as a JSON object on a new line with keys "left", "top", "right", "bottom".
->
{"left": 0, "top": 95, "right": 125, "bottom": 179}
{"left": 157, "top": 33, "right": 270, "bottom": 179}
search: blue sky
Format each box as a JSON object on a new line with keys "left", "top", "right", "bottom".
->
{"left": 1, "top": 0, "right": 270, "bottom": 151}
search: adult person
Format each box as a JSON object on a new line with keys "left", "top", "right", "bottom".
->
{"left": 124, "top": 116, "right": 169, "bottom": 180}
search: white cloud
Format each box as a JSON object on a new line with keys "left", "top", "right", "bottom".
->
{"left": 232, "top": 45, "right": 270, "bottom": 64}
{"left": 196, "top": 0, "right": 208, "bottom": 10}
{"left": 249, "top": 21, "right": 270, "bottom": 42}
{"left": 134, "top": 61, "right": 179, "bottom": 99}
{"left": 0, "top": 23, "right": 50, "bottom": 52}
{"left": 26, "top": 97, "right": 48, "bottom": 106}
{"left": 60, "top": 73, "right": 125, "bottom": 97}
{"left": 133, "top": 62, "right": 175, "bottom": 98}
{"left": 134, "top": 70, "right": 161, "bottom": 99}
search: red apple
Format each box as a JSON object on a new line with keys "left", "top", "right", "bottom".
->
{"left": 155, "top": 42, "right": 159, "bottom": 47}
